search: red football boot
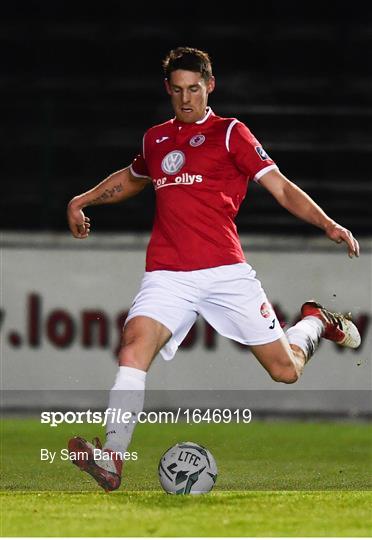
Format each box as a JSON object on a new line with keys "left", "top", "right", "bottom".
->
{"left": 67, "top": 436, "right": 122, "bottom": 492}
{"left": 301, "top": 301, "right": 361, "bottom": 348}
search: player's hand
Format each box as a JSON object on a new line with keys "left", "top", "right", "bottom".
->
{"left": 67, "top": 199, "right": 91, "bottom": 239}
{"left": 325, "top": 222, "right": 360, "bottom": 258}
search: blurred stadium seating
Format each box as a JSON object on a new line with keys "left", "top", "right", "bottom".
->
{"left": 2, "top": 2, "right": 371, "bottom": 234}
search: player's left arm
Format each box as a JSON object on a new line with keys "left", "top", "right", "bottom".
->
{"left": 259, "top": 168, "right": 360, "bottom": 258}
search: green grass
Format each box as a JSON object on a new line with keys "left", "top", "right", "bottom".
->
{"left": 2, "top": 491, "right": 372, "bottom": 537}
{"left": 1, "top": 418, "right": 371, "bottom": 536}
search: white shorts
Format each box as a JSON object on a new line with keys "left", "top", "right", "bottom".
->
{"left": 125, "top": 262, "right": 284, "bottom": 361}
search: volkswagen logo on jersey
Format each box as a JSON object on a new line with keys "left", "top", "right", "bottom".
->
{"left": 189, "top": 134, "right": 205, "bottom": 147}
{"left": 161, "top": 150, "right": 185, "bottom": 174}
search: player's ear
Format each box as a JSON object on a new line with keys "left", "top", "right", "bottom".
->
{"left": 164, "top": 79, "right": 172, "bottom": 95}
{"left": 207, "top": 76, "right": 215, "bottom": 95}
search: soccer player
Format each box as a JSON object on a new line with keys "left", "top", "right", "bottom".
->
{"left": 66, "top": 47, "right": 361, "bottom": 491}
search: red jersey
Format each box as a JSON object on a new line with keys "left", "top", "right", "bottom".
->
{"left": 130, "top": 108, "right": 278, "bottom": 271}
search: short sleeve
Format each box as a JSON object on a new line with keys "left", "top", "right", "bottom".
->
{"left": 130, "top": 153, "right": 150, "bottom": 179}
{"left": 228, "top": 121, "right": 278, "bottom": 182}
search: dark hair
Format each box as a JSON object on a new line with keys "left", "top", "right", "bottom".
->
{"left": 163, "top": 47, "right": 213, "bottom": 81}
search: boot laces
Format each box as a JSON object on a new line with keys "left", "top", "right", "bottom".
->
{"left": 324, "top": 309, "right": 352, "bottom": 328}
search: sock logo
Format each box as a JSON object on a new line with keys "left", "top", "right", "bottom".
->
{"left": 269, "top": 319, "right": 276, "bottom": 329}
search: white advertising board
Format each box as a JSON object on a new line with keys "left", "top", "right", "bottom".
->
{"left": 2, "top": 233, "right": 371, "bottom": 412}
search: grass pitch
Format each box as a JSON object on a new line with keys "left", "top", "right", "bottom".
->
{"left": 1, "top": 418, "right": 371, "bottom": 536}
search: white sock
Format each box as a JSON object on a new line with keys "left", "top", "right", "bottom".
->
{"left": 286, "top": 316, "right": 324, "bottom": 361}
{"left": 103, "top": 366, "right": 146, "bottom": 454}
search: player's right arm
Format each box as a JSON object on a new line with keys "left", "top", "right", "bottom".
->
{"left": 67, "top": 166, "right": 151, "bottom": 239}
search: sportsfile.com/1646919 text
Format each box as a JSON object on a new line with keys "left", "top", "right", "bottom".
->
{"left": 40, "top": 408, "right": 252, "bottom": 427}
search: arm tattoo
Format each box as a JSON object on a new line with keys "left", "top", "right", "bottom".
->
{"left": 91, "top": 183, "right": 124, "bottom": 205}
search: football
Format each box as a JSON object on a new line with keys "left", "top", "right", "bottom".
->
{"left": 158, "top": 441, "right": 217, "bottom": 494}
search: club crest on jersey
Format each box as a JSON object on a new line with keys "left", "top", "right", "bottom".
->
{"left": 189, "top": 134, "right": 205, "bottom": 147}
{"left": 260, "top": 302, "right": 272, "bottom": 318}
{"left": 161, "top": 150, "right": 185, "bottom": 174}
{"left": 255, "top": 146, "right": 270, "bottom": 161}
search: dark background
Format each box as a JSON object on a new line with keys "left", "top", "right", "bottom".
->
{"left": 3, "top": 1, "right": 372, "bottom": 235}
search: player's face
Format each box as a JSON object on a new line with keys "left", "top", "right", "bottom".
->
{"left": 165, "top": 70, "right": 215, "bottom": 123}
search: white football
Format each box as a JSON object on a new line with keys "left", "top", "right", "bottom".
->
{"left": 158, "top": 441, "right": 217, "bottom": 495}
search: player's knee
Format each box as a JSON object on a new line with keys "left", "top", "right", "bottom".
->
{"left": 269, "top": 365, "right": 298, "bottom": 384}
